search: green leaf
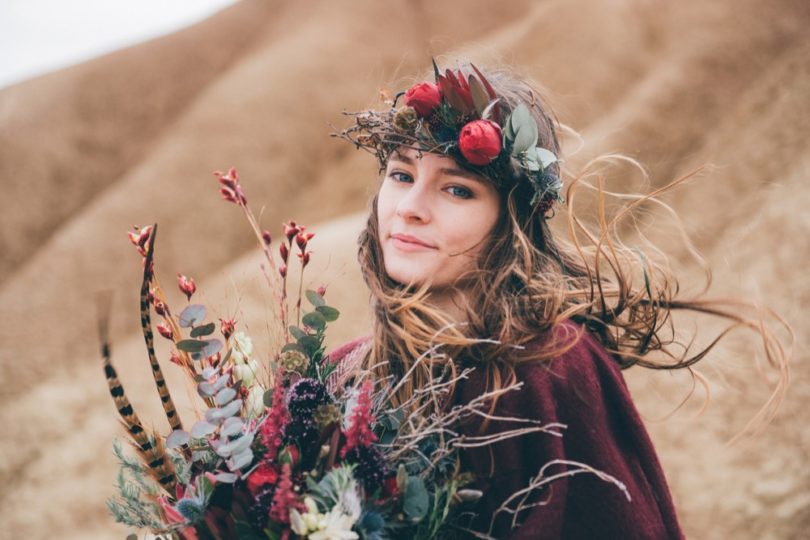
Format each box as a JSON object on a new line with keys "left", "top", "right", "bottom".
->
{"left": 509, "top": 104, "right": 538, "bottom": 155}
{"left": 315, "top": 305, "right": 339, "bottom": 322}
{"left": 190, "top": 322, "right": 216, "bottom": 338}
{"left": 536, "top": 147, "right": 558, "bottom": 169}
{"left": 289, "top": 326, "right": 306, "bottom": 340}
{"left": 403, "top": 476, "right": 429, "bottom": 522}
{"left": 302, "top": 311, "right": 326, "bottom": 331}
{"left": 178, "top": 304, "right": 206, "bottom": 327}
{"left": 177, "top": 339, "right": 206, "bottom": 353}
{"left": 305, "top": 289, "right": 326, "bottom": 307}
{"left": 299, "top": 335, "right": 321, "bottom": 355}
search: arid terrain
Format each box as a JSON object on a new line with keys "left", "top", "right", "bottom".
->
{"left": 0, "top": 0, "right": 807, "bottom": 538}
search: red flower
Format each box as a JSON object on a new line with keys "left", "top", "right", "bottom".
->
{"left": 283, "top": 221, "right": 299, "bottom": 242}
{"left": 341, "top": 380, "right": 377, "bottom": 458}
{"left": 219, "top": 317, "right": 235, "bottom": 340}
{"left": 156, "top": 322, "right": 174, "bottom": 341}
{"left": 268, "top": 463, "right": 302, "bottom": 524}
{"left": 247, "top": 463, "right": 279, "bottom": 497}
{"left": 404, "top": 82, "right": 441, "bottom": 117}
{"left": 458, "top": 119, "right": 502, "bottom": 166}
{"left": 177, "top": 274, "right": 196, "bottom": 301}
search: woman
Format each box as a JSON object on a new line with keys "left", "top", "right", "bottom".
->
{"left": 330, "top": 60, "right": 790, "bottom": 539}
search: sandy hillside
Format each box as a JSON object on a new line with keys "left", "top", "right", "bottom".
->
{"left": 0, "top": 0, "right": 808, "bottom": 538}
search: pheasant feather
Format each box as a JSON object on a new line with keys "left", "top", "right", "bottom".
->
{"left": 99, "top": 295, "right": 177, "bottom": 495}
{"left": 140, "top": 223, "right": 184, "bottom": 433}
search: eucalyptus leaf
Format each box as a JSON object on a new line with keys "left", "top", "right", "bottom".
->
{"left": 197, "top": 381, "right": 215, "bottom": 397}
{"left": 315, "top": 305, "right": 339, "bottom": 322}
{"left": 176, "top": 339, "right": 206, "bottom": 353}
{"left": 166, "top": 429, "right": 190, "bottom": 449}
{"left": 214, "top": 387, "right": 237, "bottom": 406}
{"left": 190, "top": 420, "right": 217, "bottom": 438}
{"left": 305, "top": 289, "right": 326, "bottom": 307}
{"left": 403, "top": 476, "right": 429, "bottom": 521}
{"left": 201, "top": 367, "right": 217, "bottom": 379}
{"left": 512, "top": 121, "right": 538, "bottom": 156}
{"left": 263, "top": 388, "right": 275, "bottom": 407}
{"left": 190, "top": 322, "right": 216, "bottom": 338}
{"left": 227, "top": 448, "right": 254, "bottom": 470}
{"left": 536, "top": 147, "right": 558, "bottom": 169}
{"left": 212, "top": 373, "right": 231, "bottom": 392}
{"left": 216, "top": 433, "right": 255, "bottom": 457}
{"left": 178, "top": 304, "right": 206, "bottom": 328}
{"left": 302, "top": 311, "right": 326, "bottom": 330}
{"left": 219, "top": 398, "right": 243, "bottom": 419}
{"left": 201, "top": 338, "right": 223, "bottom": 358}
{"left": 221, "top": 417, "right": 244, "bottom": 438}
{"left": 299, "top": 335, "right": 320, "bottom": 355}
{"left": 289, "top": 326, "right": 307, "bottom": 340}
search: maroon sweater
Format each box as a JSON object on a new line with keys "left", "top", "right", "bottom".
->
{"left": 329, "top": 323, "right": 684, "bottom": 539}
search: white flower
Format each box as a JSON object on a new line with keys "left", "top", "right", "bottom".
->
{"left": 231, "top": 331, "right": 253, "bottom": 365}
{"left": 245, "top": 385, "right": 266, "bottom": 418}
{"left": 233, "top": 358, "right": 260, "bottom": 387}
{"left": 289, "top": 497, "right": 359, "bottom": 540}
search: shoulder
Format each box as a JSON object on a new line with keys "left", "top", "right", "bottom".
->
{"left": 515, "top": 321, "right": 627, "bottom": 399}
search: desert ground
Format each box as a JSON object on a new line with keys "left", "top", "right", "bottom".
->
{"left": 0, "top": 0, "right": 808, "bottom": 538}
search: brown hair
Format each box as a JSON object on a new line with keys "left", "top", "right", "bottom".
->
{"left": 355, "top": 62, "right": 791, "bottom": 440}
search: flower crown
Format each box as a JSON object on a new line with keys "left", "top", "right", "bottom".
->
{"left": 333, "top": 60, "right": 563, "bottom": 216}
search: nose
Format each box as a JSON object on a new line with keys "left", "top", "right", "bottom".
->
{"left": 395, "top": 180, "right": 431, "bottom": 223}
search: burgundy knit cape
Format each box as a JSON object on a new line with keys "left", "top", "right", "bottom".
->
{"left": 328, "top": 322, "right": 684, "bottom": 539}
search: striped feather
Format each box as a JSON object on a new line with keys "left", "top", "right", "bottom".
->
{"left": 140, "top": 224, "right": 184, "bottom": 433}
{"left": 101, "top": 332, "right": 177, "bottom": 494}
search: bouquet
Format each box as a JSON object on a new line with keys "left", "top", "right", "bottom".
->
{"left": 102, "top": 168, "right": 626, "bottom": 539}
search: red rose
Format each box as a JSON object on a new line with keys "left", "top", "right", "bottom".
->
{"left": 458, "top": 119, "right": 503, "bottom": 166}
{"left": 247, "top": 463, "right": 279, "bottom": 496}
{"left": 403, "top": 82, "right": 441, "bottom": 117}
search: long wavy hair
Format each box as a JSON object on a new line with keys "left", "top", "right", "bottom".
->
{"left": 355, "top": 63, "right": 791, "bottom": 440}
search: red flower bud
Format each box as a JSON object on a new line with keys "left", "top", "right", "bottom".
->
{"left": 458, "top": 119, "right": 503, "bottom": 166}
{"left": 214, "top": 168, "right": 246, "bottom": 205}
{"left": 316, "top": 285, "right": 327, "bottom": 297}
{"left": 153, "top": 298, "right": 167, "bottom": 316}
{"left": 283, "top": 221, "right": 299, "bottom": 242}
{"left": 177, "top": 274, "right": 197, "bottom": 301}
{"left": 279, "top": 243, "right": 289, "bottom": 263}
{"left": 279, "top": 264, "right": 287, "bottom": 278}
{"left": 219, "top": 318, "right": 235, "bottom": 340}
{"left": 295, "top": 232, "right": 307, "bottom": 251}
{"left": 305, "top": 232, "right": 315, "bottom": 241}
{"left": 128, "top": 225, "right": 153, "bottom": 255}
{"left": 297, "top": 252, "right": 310, "bottom": 267}
{"left": 157, "top": 322, "right": 174, "bottom": 341}
{"left": 220, "top": 187, "right": 238, "bottom": 204}
{"left": 262, "top": 230, "right": 272, "bottom": 246}
{"left": 169, "top": 350, "right": 182, "bottom": 366}
{"left": 404, "top": 82, "right": 442, "bottom": 117}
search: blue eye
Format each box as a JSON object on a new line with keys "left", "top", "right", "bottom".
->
{"left": 447, "top": 185, "right": 473, "bottom": 199}
{"left": 388, "top": 171, "right": 413, "bottom": 183}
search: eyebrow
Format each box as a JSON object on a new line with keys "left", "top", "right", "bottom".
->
{"left": 389, "top": 152, "right": 486, "bottom": 183}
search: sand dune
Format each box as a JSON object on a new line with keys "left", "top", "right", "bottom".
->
{"left": 1, "top": 0, "right": 808, "bottom": 538}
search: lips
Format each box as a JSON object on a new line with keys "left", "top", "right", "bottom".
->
{"left": 390, "top": 233, "right": 437, "bottom": 249}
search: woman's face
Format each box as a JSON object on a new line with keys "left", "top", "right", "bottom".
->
{"left": 377, "top": 147, "right": 501, "bottom": 290}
